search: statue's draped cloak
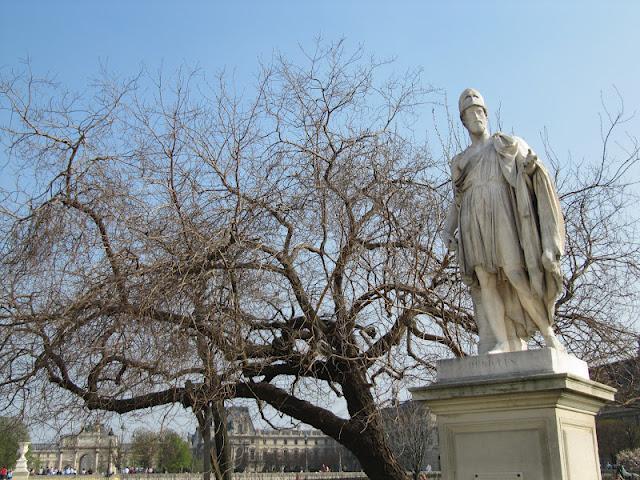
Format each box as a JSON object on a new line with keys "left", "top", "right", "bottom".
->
{"left": 451, "top": 133, "right": 565, "bottom": 337}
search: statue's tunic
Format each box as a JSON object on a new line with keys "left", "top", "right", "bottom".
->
{"left": 451, "top": 133, "right": 565, "bottom": 338}
{"left": 455, "top": 139, "right": 523, "bottom": 278}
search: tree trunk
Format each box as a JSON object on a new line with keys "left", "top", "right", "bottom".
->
{"left": 195, "top": 404, "right": 232, "bottom": 480}
{"left": 339, "top": 370, "right": 410, "bottom": 480}
{"left": 235, "top": 374, "right": 409, "bottom": 480}
{"left": 345, "top": 433, "right": 410, "bottom": 480}
{"left": 211, "top": 401, "right": 232, "bottom": 480}
{"left": 340, "top": 417, "right": 410, "bottom": 480}
{"left": 199, "top": 408, "right": 212, "bottom": 480}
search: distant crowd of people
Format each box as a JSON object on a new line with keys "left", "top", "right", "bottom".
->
{"left": 31, "top": 466, "right": 157, "bottom": 476}
{"left": 119, "top": 467, "right": 155, "bottom": 474}
{"left": 36, "top": 467, "right": 81, "bottom": 475}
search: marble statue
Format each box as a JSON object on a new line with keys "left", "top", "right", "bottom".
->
{"left": 15, "top": 442, "right": 30, "bottom": 474}
{"left": 444, "top": 88, "right": 565, "bottom": 354}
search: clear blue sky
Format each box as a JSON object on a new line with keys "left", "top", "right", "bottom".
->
{"left": 2, "top": 0, "right": 640, "bottom": 162}
{"left": 2, "top": 0, "right": 639, "bottom": 440}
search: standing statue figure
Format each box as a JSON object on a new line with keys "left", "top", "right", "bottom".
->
{"left": 444, "top": 88, "right": 565, "bottom": 354}
{"left": 15, "top": 441, "right": 30, "bottom": 475}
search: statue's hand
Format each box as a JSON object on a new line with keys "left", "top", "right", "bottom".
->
{"left": 445, "top": 234, "right": 458, "bottom": 252}
{"left": 441, "top": 230, "right": 457, "bottom": 252}
{"left": 541, "top": 249, "right": 560, "bottom": 276}
{"left": 523, "top": 149, "right": 539, "bottom": 175}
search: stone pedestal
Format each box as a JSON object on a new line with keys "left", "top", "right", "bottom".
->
{"left": 411, "top": 349, "right": 615, "bottom": 480}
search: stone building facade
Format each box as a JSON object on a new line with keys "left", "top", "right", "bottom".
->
{"left": 191, "top": 407, "right": 360, "bottom": 472}
{"left": 31, "top": 424, "right": 119, "bottom": 473}
{"left": 32, "top": 405, "right": 439, "bottom": 474}
{"left": 30, "top": 412, "right": 359, "bottom": 474}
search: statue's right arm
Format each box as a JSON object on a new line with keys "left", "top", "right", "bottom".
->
{"left": 443, "top": 203, "right": 458, "bottom": 251}
{"left": 442, "top": 155, "right": 461, "bottom": 251}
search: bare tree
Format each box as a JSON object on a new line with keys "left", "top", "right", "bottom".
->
{"left": 0, "top": 64, "right": 242, "bottom": 480}
{"left": 385, "top": 403, "right": 438, "bottom": 479}
{"left": 191, "top": 42, "right": 452, "bottom": 479}
{"left": 1, "top": 41, "right": 639, "bottom": 480}
{"left": 547, "top": 89, "right": 640, "bottom": 364}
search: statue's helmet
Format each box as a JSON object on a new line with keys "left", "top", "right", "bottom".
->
{"left": 458, "top": 88, "right": 487, "bottom": 118}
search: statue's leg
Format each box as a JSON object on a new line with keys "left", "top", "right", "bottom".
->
{"left": 503, "top": 316, "right": 527, "bottom": 351}
{"left": 470, "top": 285, "right": 495, "bottom": 355}
{"left": 474, "top": 266, "right": 509, "bottom": 353}
{"left": 504, "top": 268, "right": 564, "bottom": 351}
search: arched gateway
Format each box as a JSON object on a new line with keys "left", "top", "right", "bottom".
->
{"left": 31, "top": 424, "right": 118, "bottom": 473}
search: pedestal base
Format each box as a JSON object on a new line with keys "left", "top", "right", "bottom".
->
{"left": 411, "top": 350, "right": 615, "bottom": 480}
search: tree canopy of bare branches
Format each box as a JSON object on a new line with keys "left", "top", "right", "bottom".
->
{"left": 1, "top": 41, "right": 638, "bottom": 480}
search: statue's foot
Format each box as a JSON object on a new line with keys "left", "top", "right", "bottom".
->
{"left": 487, "top": 341, "right": 510, "bottom": 354}
{"left": 544, "top": 335, "right": 566, "bottom": 353}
